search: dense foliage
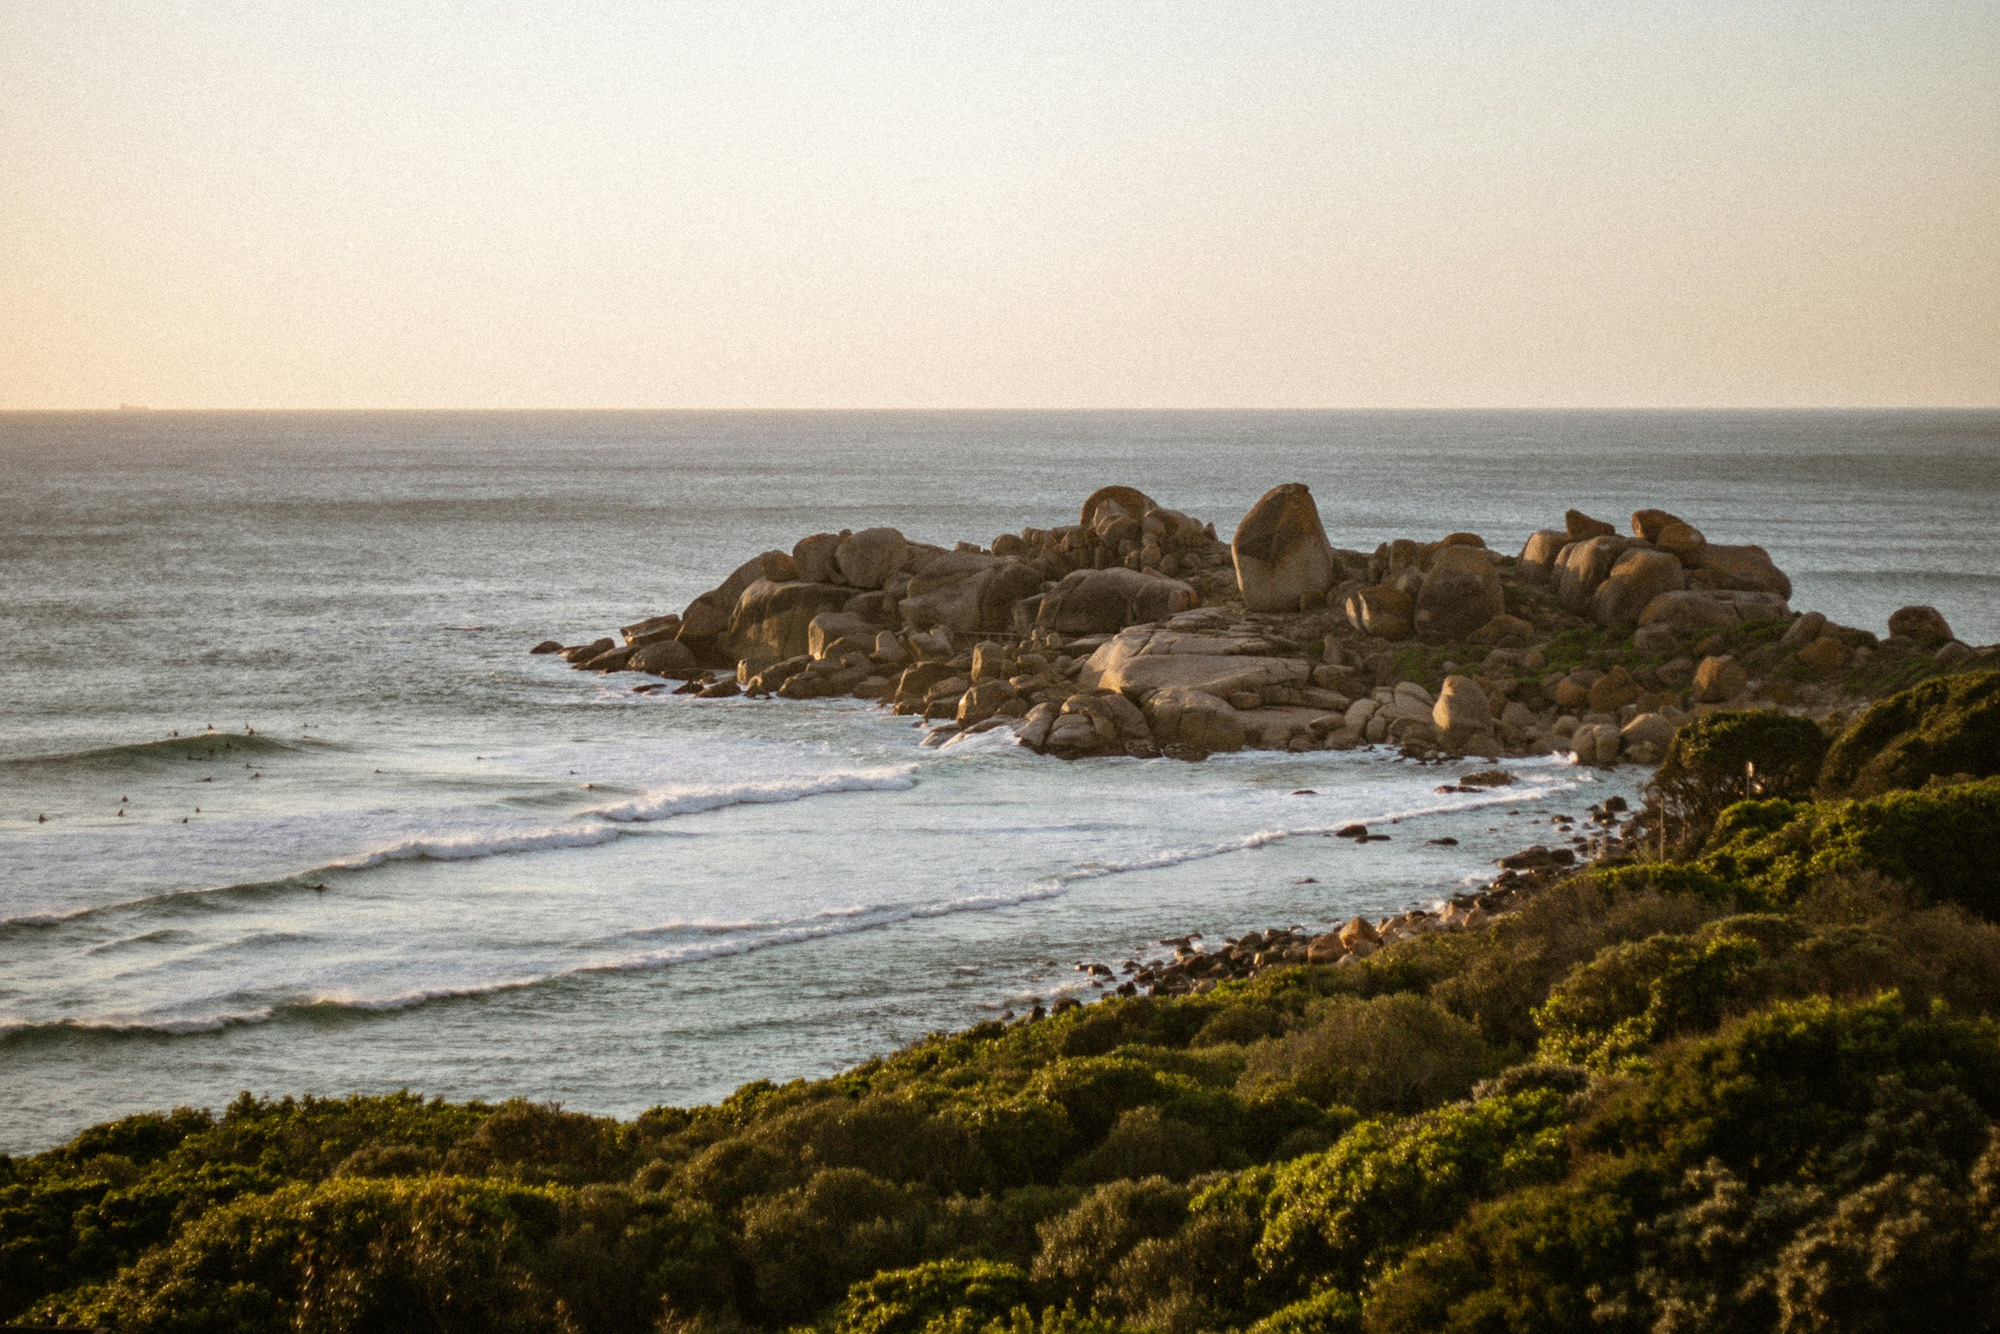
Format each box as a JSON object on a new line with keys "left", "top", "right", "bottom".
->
{"left": 10, "top": 690, "right": 2000, "bottom": 1332}
{"left": 1817, "top": 668, "right": 2000, "bottom": 796}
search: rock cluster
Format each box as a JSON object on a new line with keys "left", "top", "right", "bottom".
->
{"left": 535, "top": 488, "right": 1996, "bottom": 768}
{"left": 1099, "top": 875, "right": 1545, "bottom": 998}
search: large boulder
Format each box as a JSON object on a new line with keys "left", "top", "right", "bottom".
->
{"left": 622, "top": 614, "right": 683, "bottom": 646}
{"left": 1232, "top": 483, "right": 1336, "bottom": 612}
{"left": 718, "top": 580, "right": 855, "bottom": 662}
{"left": 1630, "top": 508, "right": 1682, "bottom": 542}
{"left": 1700, "top": 544, "right": 1791, "bottom": 598}
{"left": 1036, "top": 567, "right": 1197, "bottom": 635}
{"left": 835, "top": 527, "right": 911, "bottom": 590}
{"left": 1432, "top": 675, "right": 1493, "bottom": 748}
{"left": 792, "top": 533, "right": 845, "bottom": 584}
{"left": 677, "top": 555, "right": 779, "bottom": 652}
{"left": 1414, "top": 545, "right": 1505, "bottom": 642}
{"left": 628, "top": 639, "right": 700, "bottom": 678}
{"left": 1693, "top": 655, "right": 1749, "bottom": 703}
{"left": 1566, "top": 509, "right": 1618, "bottom": 540}
{"left": 808, "top": 611, "right": 880, "bottom": 660}
{"left": 1639, "top": 588, "right": 1789, "bottom": 634}
{"left": 1887, "top": 605, "right": 1954, "bottom": 644}
{"left": 1517, "top": 530, "right": 1568, "bottom": 583}
{"left": 898, "top": 552, "right": 1044, "bottom": 634}
{"left": 1077, "top": 627, "right": 1309, "bottom": 698}
{"left": 1655, "top": 520, "right": 1707, "bottom": 567}
{"left": 1590, "top": 548, "right": 1688, "bottom": 626}
{"left": 1345, "top": 586, "right": 1415, "bottom": 640}
{"left": 1551, "top": 536, "right": 1629, "bottom": 612}
{"left": 1143, "top": 685, "right": 1247, "bottom": 755}
{"left": 1081, "top": 485, "right": 1156, "bottom": 533}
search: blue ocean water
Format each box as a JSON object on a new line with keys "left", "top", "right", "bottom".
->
{"left": 1, "top": 409, "right": 1994, "bottom": 1153}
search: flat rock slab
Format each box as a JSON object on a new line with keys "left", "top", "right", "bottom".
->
{"left": 1078, "top": 628, "right": 1309, "bottom": 697}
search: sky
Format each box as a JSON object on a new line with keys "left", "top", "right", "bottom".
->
{"left": 1, "top": 2, "right": 1995, "bottom": 409}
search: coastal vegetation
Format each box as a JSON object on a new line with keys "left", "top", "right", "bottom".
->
{"left": 8, "top": 673, "right": 2000, "bottom": 1331}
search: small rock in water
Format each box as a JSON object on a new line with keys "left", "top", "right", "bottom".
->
{"left": 1334, "top": 823, "right": 1368, "bottom": 839}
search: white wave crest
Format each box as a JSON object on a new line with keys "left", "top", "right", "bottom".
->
{"left": 586, "top": 766, "right": 917, "bottom": 822}
{"left": 327, "top": 824, "right": 626, "bottom": 870}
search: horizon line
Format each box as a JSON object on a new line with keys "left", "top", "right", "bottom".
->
{"left": 5, "top": 404, "right": 1998, "bottom": 415}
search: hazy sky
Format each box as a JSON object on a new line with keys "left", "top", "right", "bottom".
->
{"left": 2, "top": 2, "right": 1995, "bottom": 409}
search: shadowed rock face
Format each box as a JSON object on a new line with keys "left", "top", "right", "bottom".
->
{"left": 898, "top": 551, "right": 1045, "bottom": 633}
{"left": 719, "top": 580, "right": 855, "bottom": 662}
{"left": 1035, "top": 567, "right": 1197, "bottom": 635}
{"left": 1414, "top": 546, "right": 1505, "bottom": 641}
{"left": 1232, "top": 483, "right": 1335, "bottom": 613}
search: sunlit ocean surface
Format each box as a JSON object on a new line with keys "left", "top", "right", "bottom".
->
{"left": 2, "top": 410, "right": 1994, "bottom": 1152}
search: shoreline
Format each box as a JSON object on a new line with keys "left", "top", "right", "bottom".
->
{"left": 8, "top": 664, "right": 1999, "bottom": 1328}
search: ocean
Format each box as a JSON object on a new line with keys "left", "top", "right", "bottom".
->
{"left": 2, "top": 409, "right": 1995, "bottom": 1154}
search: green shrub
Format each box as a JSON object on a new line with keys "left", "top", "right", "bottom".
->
{"left": 1701, "top": 778, "right": 2000, "bottom": 917}
{"left": 1031, "top": 1176, "right": 1191, "bottom": 1298}
{"left": 1255, "top": 1089, "right": 1572, "bottom": 1294}
{"left": 1239, "top": 993, "right": 1500, "bottom": 1115}
{"left": 35, "top": 1176, "right": 568, "bottom": 1334}
{"left": 1646, "top": 711, "right": 1831, "bottom": 852}
{"left": 738, "top": 1168, "right": 936, "bottom": 1322}
{"left": 1245, "top": 1287, "right": 1361, "bottom": 1334}
{"left": 1060, "top": 1108, "right": 1216, "bottom": 1185}
{"left": 1819, "top": 669, "right": 2000, "bottom": 796}
{"left": 837, "top": 1258, "right": 1029, "bottom": 1334}
{"left": 1535, "top": 932, "right": 1764, "bottom": 1070}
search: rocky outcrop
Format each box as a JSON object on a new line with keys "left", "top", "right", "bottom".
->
{"left": 1142, "top": 686, "right": 1248, "bottom": 756}
{"left": 628, "top": 639, "right": 700, "bottom": 678}
{"left": 1432, "top": 675, "right": 1493, "bottom": 750}
{"left": 1638, "top": 589, "right": 1789, "bottom": 634}
{"left": 544, "top": 486, "right": 1987, "bottom": 773}
{"left": 1232, "top": 483, "right": 1335, "bottom": 613}
{"left": 1693, "top": 654, "right": 1749, "bottom": 703}
{"left": 1080, "top": 485, "right": 1156, "bottom": 533}
{"left": 1566, "top": 509, "right": 1618, "bottom": 540}
{"left": 675, "top": 555, "right": 777, "bottom": 658}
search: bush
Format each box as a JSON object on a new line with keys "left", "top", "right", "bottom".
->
{"left": 1245, "top": 1287, "right": 1361, "bottom": 1334}
{"left": 1701, "top": 778, "right": 2000, "bottom": 917}
{"left": 1535, "top": 931, "right": 1765, "bottom": 1070}
{"left": 1646, "top": 711, "right": 1831, "bottom": 852}
{"left": 837, "top": 1259, "right": 1029, "bottom": 1334}
{"left": 738, "top": 1168, "right": 935, "bottom": 1322}
{"left": 1239, "top": 994, "right": 1500, "bottom": 1115}
{"left": 36, "top": 1176, "right": 567, "bottom": 1334}
{"left": 1255, "top": 1089, "right": 1571, "bottom": 1294}
{"left": 1820, "top": 669, "right": 2000, "bottom": 796}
